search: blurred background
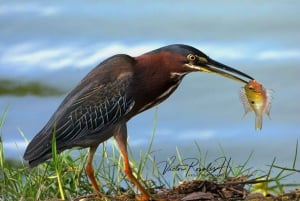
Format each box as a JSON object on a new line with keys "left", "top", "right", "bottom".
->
{"left": 0, "top": 0, "right": 299, "bottom": 183}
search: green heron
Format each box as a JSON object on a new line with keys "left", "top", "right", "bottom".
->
{"left": 23, "top": 44, "right": 253, "bottom": 200}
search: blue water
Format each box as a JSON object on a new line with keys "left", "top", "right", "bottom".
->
{"left": 1, "top": 1, "right": 299, "bottom": 184}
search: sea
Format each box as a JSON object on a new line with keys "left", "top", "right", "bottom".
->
{"left": 0, "top": 0, "right": 299, "bottom": 185}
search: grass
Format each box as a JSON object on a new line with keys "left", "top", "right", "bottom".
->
{"left": 0, "top": 108, "right": 299, "bottom": 201}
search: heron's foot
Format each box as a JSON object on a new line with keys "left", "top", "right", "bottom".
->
{"left": 135, "top": 194, "right": 152, "bottom": 201}
{"left": 95, "top": 191, "right": 103, "bottom": 198}
{"left": 135, "top": 195, "right": 167, "bottom": 201}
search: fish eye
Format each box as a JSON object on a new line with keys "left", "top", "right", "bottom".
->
{"left": 251, "top": 101, "right": 255, "bottom": 104}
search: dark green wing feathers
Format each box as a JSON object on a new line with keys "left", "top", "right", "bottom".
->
{"left": 24, "top": 55, "right": 135, "bottom": 167}
{"left": 56, "top": 77, "right": 134, "bottom": 143}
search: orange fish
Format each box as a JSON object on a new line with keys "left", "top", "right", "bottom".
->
{"left": 240, "top": 80, "right": 271, "bottom": 130}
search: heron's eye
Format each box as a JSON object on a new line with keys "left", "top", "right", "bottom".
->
{"left": 187, "top": 54, "right": 196, "bottom": 62}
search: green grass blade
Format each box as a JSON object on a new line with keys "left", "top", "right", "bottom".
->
{"left": 293, "top": 139, "right": 298, "bottom": 169}
{"left": 51, "top": 127, "right": 65, "bottom": 200}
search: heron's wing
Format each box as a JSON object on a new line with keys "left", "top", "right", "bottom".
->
{"left": 55, "top": 74, "right": 134, "bottom": 145}
{"left": 24, "top": 55, "right": 136, "bottom": 167}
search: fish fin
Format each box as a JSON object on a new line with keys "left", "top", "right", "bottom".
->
{"left": 265, "top": 89, "right": 272, "bottom": 119}
{"left": 266, "top": 108, "right": 272, "bottom": 120}
{"left": 240, "top": 88, "right": 253, "bottom": 116}
{"left": 255, "top": 114, "right": 263, "bottom": 130}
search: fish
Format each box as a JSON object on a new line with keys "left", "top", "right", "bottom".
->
{"left": 240, "top": 80, "right": 272, "bottom": 130}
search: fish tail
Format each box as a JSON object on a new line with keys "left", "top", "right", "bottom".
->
{"left": 255, "top": 114, "right": 263, "bottom": 130}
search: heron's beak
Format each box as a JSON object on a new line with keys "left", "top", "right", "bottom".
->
{"left": 199, "top": 58, "right": 254, "bottom": 84}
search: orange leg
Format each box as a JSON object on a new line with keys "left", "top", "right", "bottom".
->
{"left": 114, "top": 124, "right": 151, "bottom": 201}
{"left": 86, "top": 146, "right": 102, "bottom": 197}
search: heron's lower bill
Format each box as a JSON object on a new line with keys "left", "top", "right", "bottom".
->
{"left": 201, "top": 65, "right": 249, "bottom": 84}
{"left": 240, "top": 80, "right": 272, "bottom": 130}
{"left": 201, "top": 58, "right": 254, "bottom": 84}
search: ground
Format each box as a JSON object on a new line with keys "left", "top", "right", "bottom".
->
{"left": 70, "top": 179, "right": 300, "bottom": 201}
